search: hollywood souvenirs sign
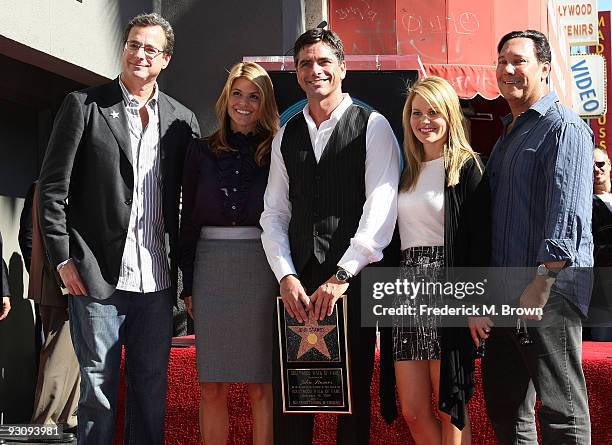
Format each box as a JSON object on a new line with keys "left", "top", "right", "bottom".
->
{"left": 557, "top": 0, "right": 598, "bottom": 46}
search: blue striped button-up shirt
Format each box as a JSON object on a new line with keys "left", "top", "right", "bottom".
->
{"left": 487, "top": 92, "right": 593, "bottom": 315}
{"left": 116, "top": 77, "right": 170, "bottom": 293}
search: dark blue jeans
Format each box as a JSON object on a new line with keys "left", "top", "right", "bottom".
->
{"left": 68, "top": 288, "right": 173, "bottom": 445}
{"left": 482, "top": 292, "right": 591, "bottom": 445}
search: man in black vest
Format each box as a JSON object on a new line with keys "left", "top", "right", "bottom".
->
{"left": 261, "top": 28, "right": 400, "bottom": 444}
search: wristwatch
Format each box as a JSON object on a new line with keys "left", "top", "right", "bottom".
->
{"left": 335, "top": 268, "right": 353, "bottom": 283}
{"left": 536, "top": 263, "right": 559, "bottom": 279}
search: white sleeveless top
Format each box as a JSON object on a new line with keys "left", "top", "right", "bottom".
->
{"left": 398, "top": 157, "right": 445, "bottom": 249}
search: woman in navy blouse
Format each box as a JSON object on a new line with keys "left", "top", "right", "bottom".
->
{"left": 179, "top": 62, "right": 279, "bottom": 445}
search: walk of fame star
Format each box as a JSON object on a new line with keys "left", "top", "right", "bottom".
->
{"left": 288, "top": 316, "right": 336, "bottom": 359}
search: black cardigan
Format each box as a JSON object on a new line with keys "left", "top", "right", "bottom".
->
{"left": 379, "top": 156, "right": 491, "bottom": 429}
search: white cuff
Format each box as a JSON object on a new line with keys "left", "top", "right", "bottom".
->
{"left": 56, "top": 258, "right": 73, "bottom": 271}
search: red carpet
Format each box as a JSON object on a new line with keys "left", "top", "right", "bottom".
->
{"left": 113, "top": 341, "right": 612, "bottom": 445}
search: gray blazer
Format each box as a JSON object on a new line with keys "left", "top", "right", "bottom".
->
{"left": 38, "top": 79, "right": 200, "bottom": 300}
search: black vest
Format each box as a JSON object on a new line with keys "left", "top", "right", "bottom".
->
{"left": 281, "top": 104, "right": 371, "bottom": 276}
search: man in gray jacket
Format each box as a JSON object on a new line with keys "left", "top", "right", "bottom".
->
{"left": 38, "top": 13, "right": 199, "bottom": 444}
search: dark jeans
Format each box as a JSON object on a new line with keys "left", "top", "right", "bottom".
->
{"left": 482, "top": 292, "right": 591, "bottom": 445}
{"left": 68, "top": 288, "right": 173, "bottom": 445}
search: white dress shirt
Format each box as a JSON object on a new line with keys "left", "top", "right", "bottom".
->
{"left": 260, "top": 94, "right": 401, "bottom": 282}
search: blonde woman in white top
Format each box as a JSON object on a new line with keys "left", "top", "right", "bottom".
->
{"left": 393, "top": 76, "right": 485, "bottom": 445}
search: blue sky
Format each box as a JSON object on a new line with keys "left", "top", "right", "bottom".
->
{"left": 600, "top": 0, "right": 612, "bottom": 11}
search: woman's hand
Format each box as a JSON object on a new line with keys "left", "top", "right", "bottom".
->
{"left": 184, "top": 296, "right": 194, "bottom": 320}
{"left": 468, "top": 316, "right": 494, "bottom": 347}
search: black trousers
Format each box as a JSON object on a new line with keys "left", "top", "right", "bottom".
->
{"left": 272, "top": 257, "right": 377, "bottom": 445}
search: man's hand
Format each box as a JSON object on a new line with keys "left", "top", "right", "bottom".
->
{"left": 58, "top": 260, "right": 87, "bottom": 296}
{"left": 0, "top": 297, "right": 10, "bottom": 321}
{"left": 518, "top": 276, "right": 553, "bottom": 321}
{"left": 184, "top": 296, "right": 194, "bottom": 320}
{"left": 310, "top": 275, "right": 349, "bottom": 321}
{"left": 468, "top": 316, "right": 494, "bottom": 347}
{"left": 280, "top": 275, "right": 310, "bottom": 323}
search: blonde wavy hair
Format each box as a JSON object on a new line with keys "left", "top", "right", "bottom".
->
{"left": 400, "top": 76, "right": 481, "bottom": 191}
{"left": 208, "top": 62, "right": 279, "bottom": 166}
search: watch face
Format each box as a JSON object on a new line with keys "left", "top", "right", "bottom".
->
{"left": 536, "top": 264, "right": 548, "bottom": 276}
{"left": 336, "top": 270, "right": 349, "bottom": 282}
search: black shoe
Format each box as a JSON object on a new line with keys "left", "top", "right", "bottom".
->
{"left": 47, "top": 432, "right": 76, "bottom": 443}
{"left": 63, "top": 426, "right": 77, "bottom": 438}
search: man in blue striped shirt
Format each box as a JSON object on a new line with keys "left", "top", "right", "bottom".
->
{"left": 470, "top": 30, "right": 593, "bottom": 444}
{"left": 39, "top": 13, "right": 200, "bottom": 444}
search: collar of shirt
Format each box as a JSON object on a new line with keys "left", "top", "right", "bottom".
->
{"left": 302, "top": 93, "right": 352, "bottom": 129}
{"left": 118, "top": 76, "right": 159, "bottom": 110}
{"left": 302, "top": 93, "right": 353, "bottom": 162}
{"left": 501, "top": 91, "right": 559, "bottom": 129}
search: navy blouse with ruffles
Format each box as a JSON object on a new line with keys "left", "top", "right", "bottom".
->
{"left": 179, "top": 130, "right": 270, "bottom": 297}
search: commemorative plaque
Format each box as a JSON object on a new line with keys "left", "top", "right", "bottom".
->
{"left": 276, "top": 295, "right": 351, "bottom": 413}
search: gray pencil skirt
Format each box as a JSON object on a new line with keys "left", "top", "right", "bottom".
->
{"left": 192, "top": 233, "right": 278, "bottom": 383}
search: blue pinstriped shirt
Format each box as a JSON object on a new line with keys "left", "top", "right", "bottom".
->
{"left": 487, "top": 92, "right": 594, "bottom": 315}
{"left": 116, "top": 78, "right": 170, "bottom": 293}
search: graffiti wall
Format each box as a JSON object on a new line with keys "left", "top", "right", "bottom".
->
{"left": 330, "top": 0, "right": 548, "bottom": 64}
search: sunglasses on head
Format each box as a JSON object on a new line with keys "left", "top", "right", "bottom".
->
{"left": 595, "top": 161, "right": 607, "bottom": 169}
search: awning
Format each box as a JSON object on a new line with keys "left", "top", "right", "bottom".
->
{"left": 424, "top": 64, "right": 501, "bottom": 100}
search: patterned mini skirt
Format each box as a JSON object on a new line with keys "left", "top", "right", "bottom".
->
{"left": 392, "top": 245, "right": 444, "bottom": 361}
